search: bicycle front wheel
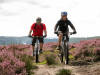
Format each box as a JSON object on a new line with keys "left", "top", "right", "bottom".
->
{"left": 64, "top": 42, "right": 69, "bottom": 64}
{"left": 60, "top": 47, "right": 64, "bottom": 63}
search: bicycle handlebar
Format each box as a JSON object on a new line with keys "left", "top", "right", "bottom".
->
{"left": 54, "top": 31, "right": 74, "bottom": 35}
{"left": 28, "top": 36, "right": 46, "bottom": 38}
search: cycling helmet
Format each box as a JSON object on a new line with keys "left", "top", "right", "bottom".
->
{"left": 61, "top": 12, "right": 68, "bottom": 16}
{"left": 36, "top": 17, "right": 42, "bottom": 22}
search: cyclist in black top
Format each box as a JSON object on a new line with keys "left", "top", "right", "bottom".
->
{"left": 54, "top": 11, "right": 77, "bottom": 50}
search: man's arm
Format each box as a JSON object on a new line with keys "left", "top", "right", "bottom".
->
{"left": 44, "top": 30, "right": 47, "bottom": 37}
{"left": 28, "top": 24, "right": 34, "bottom": 36}
{"left": 54, "top": 21, "right": 59, "bottom": 32}
{"left": 69, "top": 21, "right": 77, "bottom": 34}
{"left": 28, "top": 29, "right": 32, "bottom": 36}
{"left": 43, "top": 24, "right": 47, "bottom": 37}
{"left": 54, "top": 24, "right": 58, "bottom": 32}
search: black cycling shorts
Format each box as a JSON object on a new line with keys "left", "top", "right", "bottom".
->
{"left": 32, "top": 37, "right": 44, "bottom": 46}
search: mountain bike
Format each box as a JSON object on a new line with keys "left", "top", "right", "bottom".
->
{"left": 55, "top": 31, "right": 74, "bottom": 64}
{"left": 29, "top": 36, "right": 45, "bottom": 63}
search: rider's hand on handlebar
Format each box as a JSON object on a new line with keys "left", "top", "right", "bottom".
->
{"left": 69, "top": 32, "right": 73, "bottom": 35}
{"left": 73, "top": 31, "right": 77, "bottom": 34}
{"left": 44, "top": 34, "right": 47, "bottom": 37}
{"left": 54, "top": 31, "right": 58, "bottom": 34}
{"left": 54, "top": 31, "right": 56, "bottom": 34}
{"left": 70, "top": 32, "right": 76, "bottom": 35}
{"left": 28, "top": 34, "right": 32, "bottom": 37}
{"left": 70, "top": 31, "right": 77, "bottom": 35}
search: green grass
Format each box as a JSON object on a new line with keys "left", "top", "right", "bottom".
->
{"left": 34, "top": 50, "right": 75, "bottom": 66}
{"left": 56, "top": 69, "right": 72, "bottom": 75}
{"left": 70, "top": 48, "right": 76, "bottom": 51}
{"left": 46, "top": 54, "right": 57, "bottom": 65}
{"left": 31, "top": 50, "right": 75, "bottom": 66}
{"left": 43, "top": 51, "right": 53, "bottom": 55}
{"left": 33, "top": 60, "right": 47, "bottom": 65}
{"left": 69, "top": 55, "right": 75, "bottom": 59}
{"left": 21, "top": 54, "right": 38, "bottom": 75}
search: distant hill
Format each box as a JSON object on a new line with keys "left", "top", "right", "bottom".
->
{"left": 0, "top": 36, "right": 100, "bottom": 45}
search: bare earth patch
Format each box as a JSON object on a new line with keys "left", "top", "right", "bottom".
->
{"left": 34, "top": 65, "right": 80, "bottom": 75}
{"left": 75, "top": 62, "right": 100, "bottom": 75}
{"left": 34, "top": 62, "right": 100, "bottom": 75}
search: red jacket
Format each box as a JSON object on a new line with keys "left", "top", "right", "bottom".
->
{"left": 31, "top": 23, "right": 46, "bottom": 36}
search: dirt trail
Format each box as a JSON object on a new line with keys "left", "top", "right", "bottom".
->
{"left": 34, "top": 65, "right": 81, "bottom": 75}
{"left": 34, "top": 61, "right": 100, "bottom": 75}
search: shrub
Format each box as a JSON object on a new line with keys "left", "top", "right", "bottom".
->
{"left": 46, "top": 54, "right": 57, "bottom": 65}
{"left": 0, "top": 45, "right": 36, "bottom": 75}
{"left": 0, "top": 49, "right": 26, "bottom": 75}
{"left": 56, "top": 69, "right": 72, "bottom": 75}
{"left": 93, "top": 47, "right": 100, "bottom": 55}
{"left": 21, "top": 54, "right": 38, "bottom": 75}
{"left": 69, "top": 39, "right": 100, "bottom": 61}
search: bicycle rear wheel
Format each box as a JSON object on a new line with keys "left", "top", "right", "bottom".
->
{"left": 36, "top": 49, "right": 39, "bottom": 63}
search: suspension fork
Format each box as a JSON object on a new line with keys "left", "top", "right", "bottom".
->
{"left": 64, "top": 40, "right": 69, "bottom": 64}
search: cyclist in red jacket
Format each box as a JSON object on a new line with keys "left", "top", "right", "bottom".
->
{"left": 28, "top": 17, "right": 47, "bottom": 54}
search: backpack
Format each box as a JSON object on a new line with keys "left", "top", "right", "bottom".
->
{"left": 34, "top": 23, "right": 43, "bottom": 30}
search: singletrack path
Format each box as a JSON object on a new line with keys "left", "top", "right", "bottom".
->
{"left": 34, "top": 65, "right": 81, "bottom": 75}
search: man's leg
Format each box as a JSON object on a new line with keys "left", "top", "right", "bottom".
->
{"left": 32, "top": 37, "right": 36, "bottom": 56}
{"left": 57, "top": 32, "right": 63, "bottom": 50}
{"left": 32, "top": 45, "right": 35, "bottom": 56}
{"left": 39, "top": 37, "right": 44, "bottom": 53}
{"left": 32, "top": 46, "right": 35, "bottom": 50}
{"left": 58, "top": 33, "right": 63, "bottom": 46}
{"left": 40, "top": 43, "right": 43, "bottom": 52}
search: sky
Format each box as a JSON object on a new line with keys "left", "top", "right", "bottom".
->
{"left": 0, "top": 0, "right": 100, "bottom": 38}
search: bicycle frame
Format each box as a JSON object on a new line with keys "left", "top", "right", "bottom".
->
{"left": 55, "top": 31, "right": 75, "bottom": 64}
{"left": 34, "top": 36, "right": 45, "bottom": 63}
{"left": 34, "top": 37, "right": 39, "bottom": 53}
{"left": 60, "top": 33, "right": 70, "bottom": 64}
{"left": 28, "top": 36, "right": 45, "bottom": 63}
